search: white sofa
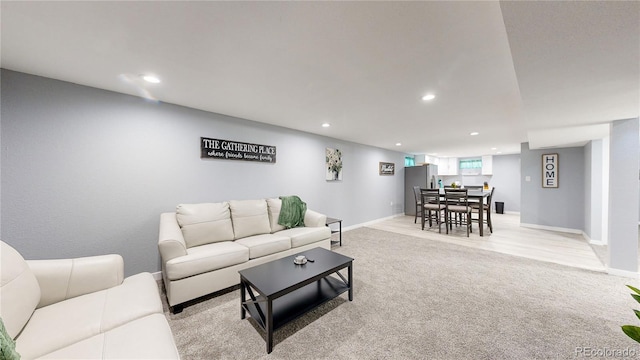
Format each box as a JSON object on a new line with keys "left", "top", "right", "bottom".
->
{"left": 158, "top": 198, "right": 331, "bottom": 312}
{"left": 0, "top": 241, "right": 180, "bottom": 360}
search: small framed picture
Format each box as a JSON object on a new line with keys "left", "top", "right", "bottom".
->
{"left": 379, "top": 162, "right": 395, "bottom": 175}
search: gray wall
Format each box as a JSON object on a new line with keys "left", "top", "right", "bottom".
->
{"left": 490, "top": 154, "right": 521, "bottom": 213}
{"left": 608, "top": 118, "right": 639, "bottom": 272}
{"left": 584, "top": 141, "right": 593, "bottom": 238}
{"left": 520, "top": 142, "right": 585, "bottom": 230}
{"left": 1, "top": 70, "right": 406, "bottom": 276}
{"left": 584, "top": 139, "right": 606, "bottom": 242}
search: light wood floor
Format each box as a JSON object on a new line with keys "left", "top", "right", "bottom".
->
{"left": 367, "top": 213, "right": 608, "bottom": 272}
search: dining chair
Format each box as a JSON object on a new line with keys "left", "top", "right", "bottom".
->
{"left": 471, "top": 187, "right": 495, "bottom": 233}
{"left": 443, "top": 187, "right": 467, "bottom": 225}
{"left": 420, "top": 188, "right": 448, "bottom": 233}
{"left": 413, "top": 186, "right": 422, "bottom": 224}
{"left": 444, "top": 188, "right": 472, "bottom": 237}
{"left": 442, "top": 187, "right": 461, "bottom": 225}
{"left": 464, "top": 185, "right": 483, "bottom": 206}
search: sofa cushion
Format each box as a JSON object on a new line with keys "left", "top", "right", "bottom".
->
{"left": 176, "top": 202, "right": 235, "bottom": 248}
{"left": 165, "top": 241, "right": 249, "bottom": 281}
{"left": 28, "top": 255, "right": 125, "bottom": 308}
{"left": 0, "top": 241, "right": 41, "bottom": 339}
{"left": 266, "top": 198, "right": 286, "bottom": 233}
{"left": 15, "top": 272, "right": 162, "bottom": 360}
{"left": 229, "top": 199, "right": 271, "bottom": 239}
{"left": 235, "top": 234, "right": 292, "bottom": 259}
{"left": 37, "top": 314, "right": 179, "bottom": 359}
{"left": 277, "top": 226, "right": 332, "bottom": 248}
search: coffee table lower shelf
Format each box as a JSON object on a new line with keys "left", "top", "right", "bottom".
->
{"left": 242, "top": 276, "right": 348, "bottom": 332}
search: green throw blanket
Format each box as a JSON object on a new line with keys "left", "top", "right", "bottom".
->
{"left": 0, "top": 317, "right": 20, "bottom": 360}
{"left": 278, "top": 195, "right": 307, "bottom": 229}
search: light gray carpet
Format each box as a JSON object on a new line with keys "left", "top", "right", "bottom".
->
{"left": 161, "top": 228, "right": 640, "bottom": 359}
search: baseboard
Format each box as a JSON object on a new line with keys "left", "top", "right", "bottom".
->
{"left": 607, "top": 268, "right": 640, "bottom": 279}
{"left": 520, "top": 222, "right": 583, "bottom": 235}
{"left": 342, "top": 213, "right": 404, "bottom": 232}
{"left": 152, "top": 271, "right": 163, "bottom": 281}
{"left": 583, "top": 231, "right": 606, "bottom": 246}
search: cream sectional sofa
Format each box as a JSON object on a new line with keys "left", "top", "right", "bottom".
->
{"left": 0, "top": 241, "right": 180, "bottom": 360}
{"left": 158, "top": 198, "right": 331, "bottom": 312}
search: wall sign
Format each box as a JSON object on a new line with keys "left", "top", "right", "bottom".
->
{"left": 201, "top": 137, "right": 276, "bottom": 163}
{"left": 379, "top": 162, "right": 395, "bottom": 175}
{"left": 542, "top": 153, "right": 558, "bottom": 188}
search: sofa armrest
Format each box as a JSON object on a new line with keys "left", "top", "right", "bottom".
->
{"left": 304, "top": 209, "right": 327, "bottom": 228}
{"left": 27, "top": 254, "right": 124, "bottom": 308}
{"left": 159, "top": 212, "right": 188, "bottom": 262}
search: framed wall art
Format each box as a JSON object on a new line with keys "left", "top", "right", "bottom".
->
{"left": 326, "top": 148, "right": 343, "bottom": 181}
{"left": 379, "top": 162, "right": 395, "bottom": 175}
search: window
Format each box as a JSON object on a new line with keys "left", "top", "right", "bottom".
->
{"left": 405, "top": 156, "right": 415, "bottom": 167}
{"left": 459, "top": 159, "right": 482, "bottom": 169}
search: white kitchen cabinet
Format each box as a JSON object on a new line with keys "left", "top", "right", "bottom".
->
{"left": 482, "top": 155, "right": 493, "bottom": 175}
{"left": 448, "top": 157, "right": 458, "bottom": 175}
{"left": 437, "top": 158, "right": 449, "bottom": 175}
{"left": 438, "top": 157, "right": 458, "bottom": 175}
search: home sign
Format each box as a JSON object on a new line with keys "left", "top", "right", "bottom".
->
{"left": 201, "top": 137, "right": 276, "bottom": 163}
{"left": 542, "top": 153, "right": 558, "bottom": 188}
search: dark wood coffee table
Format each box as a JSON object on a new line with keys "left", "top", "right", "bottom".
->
{"left": 239, "top": 247, "right": 354, "bottom": 353}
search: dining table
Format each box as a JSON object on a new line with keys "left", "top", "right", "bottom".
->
{"left": 436, "top": 188, "right": 491, "bottom": 236}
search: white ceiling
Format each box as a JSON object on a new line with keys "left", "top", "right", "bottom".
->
{"left": 1, "top": 1, "right": 638, "bottom": 158}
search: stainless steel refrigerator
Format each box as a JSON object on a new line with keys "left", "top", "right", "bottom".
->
{"left": 404, "top": 164, "right": 439, "bottom": 216}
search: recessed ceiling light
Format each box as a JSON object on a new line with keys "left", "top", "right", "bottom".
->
{"left": 497, "top": 151, "right": 502, "bottom": 154}
{"left": 491, "top": 147, "right": 497, "bottom": 150}
{"left": 470, "top": 132, "right": 479, "bottom": 136}
{"left": 321, "top": 123, "right": 331, "bottom": 128}
{"left": 141, "top": 75, "right": 160, "bottom": 84}
{"left": 422, "top": 94, "right": 436, "bottom": 101}
{"left": 395, "top": 143, "right": 402, "bottom": 146}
